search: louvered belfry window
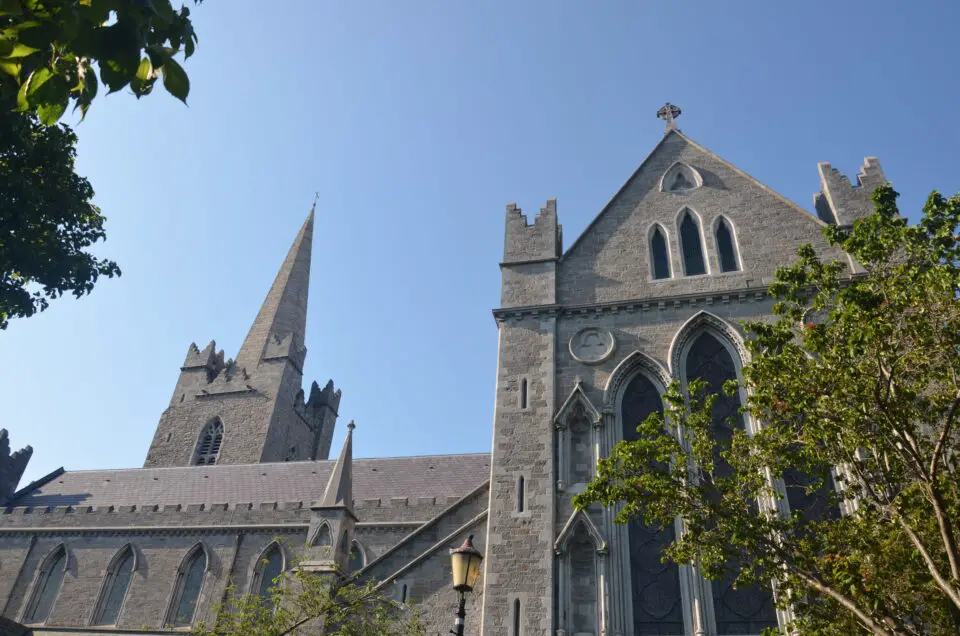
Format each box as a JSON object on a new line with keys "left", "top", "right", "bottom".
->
{"left": 194, "top": 420, "right": 223, "bottom": 465}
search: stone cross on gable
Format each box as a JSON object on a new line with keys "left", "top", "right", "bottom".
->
{"left": 657, "top": 103, "right": 682, "bottom": 132}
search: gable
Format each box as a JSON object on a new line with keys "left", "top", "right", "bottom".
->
{"left": 558, "top": 131, "right": 849, "bottom": 306}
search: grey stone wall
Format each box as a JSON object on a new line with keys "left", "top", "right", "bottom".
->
{"left": 557, "top": 131, "right": 850, "bottom": 307}
{"left": 481, "top": 316, "right": 556, "bottom": 635}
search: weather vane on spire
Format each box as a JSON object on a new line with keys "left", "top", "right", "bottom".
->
{"left": 657, "top": 103, "right": 681, "bottom": 132}
{"left": 310, "top": 191, "right": 319, "bottom": 214}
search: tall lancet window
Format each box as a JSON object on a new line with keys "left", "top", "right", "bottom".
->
{"left": 715, "top": 218, "right": 739, "bottom": 272}
{"left": 25, "top": 545, "right": 67, "bottom": 624}
{"left": 621, "top": 373, "right": 683, "bottom": 635}
{"left": 94, "top": 546, "right": 135, "bottom": 625}
{"left": 679, "top": 210, "right": 706, "bottom": 276}
{"left": 170, "top": 546, "right": 207, "bottom": 627}
{"left": 255, "top": 544, "right": 284, "bottom": 610}
{"left": 650, "top": 226, "right": 671, "bottom": 280}
{"left": 685, "top": 333, "right": 777, "bottom": 634}
{"left": 193, "top": 419, "right": 223, "bottom": 465}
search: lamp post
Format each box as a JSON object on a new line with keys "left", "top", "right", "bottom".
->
{"left": 449, "top": 534, "right": 483, "bottom": 636}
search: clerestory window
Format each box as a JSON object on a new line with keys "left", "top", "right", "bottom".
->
{"left": 93, "top": 545, "right": 135, "bottom": 625}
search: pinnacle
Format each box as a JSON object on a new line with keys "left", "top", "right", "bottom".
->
{"left": 318, "top": 421, "right": 354, "bottom": 511}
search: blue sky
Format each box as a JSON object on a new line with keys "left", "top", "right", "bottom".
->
{"left": 4, "top": 0, "right": 958, "bottom": 486}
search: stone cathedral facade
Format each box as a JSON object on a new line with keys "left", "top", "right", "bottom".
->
{"left": 0, "top": 111, "right": 885, "bottom": 635}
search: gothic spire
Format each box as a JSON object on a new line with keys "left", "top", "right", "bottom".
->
{"left": 319, "top": 421, "right": 354, "bottom": 512}
{"left": 236, "top": 205, "right": 315, "bottom": 370}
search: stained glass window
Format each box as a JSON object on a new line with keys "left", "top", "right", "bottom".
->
{"left": 685, "top": 332, "right": 778, "bottom": 634}
{"left": 95, "top": 547, "right": 134, "bottom": 625}
{"left": 716, "top": 219, "right": 739, "bottom": 272}
{"left": 680, "top": 212, "right": 706, "bottom": 276}
{"left": 621, "top": 373, "right": 684, "bottom": 635}
{"left": 26, "top": 546, "right": 66, "bottom": 624}
{"left": 171, "top": 547, "right": 206, "bottom": 627}
{"left": 651, "top": 227, "right": 671, "bottom": 280}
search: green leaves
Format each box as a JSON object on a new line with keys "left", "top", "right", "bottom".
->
{"left": 0, "top": 0, "right": 201, "bottom": 123}
{"left": 160, "top": 54, "right": 187, "bottom": 102}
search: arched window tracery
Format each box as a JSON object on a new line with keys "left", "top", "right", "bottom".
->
{"left": 193, "top": 419, "right": 223, "bottom": 465}
{"left": 168, "top": 545, "right": 207, "bottom": 627}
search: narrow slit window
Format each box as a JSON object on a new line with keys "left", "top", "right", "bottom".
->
{"left": 520, "top": 379, "right": 527, "bottom": 409}
{"left": 680, "top": 211, "right": 706, "bottom": 276}
{"left": 26, "top": 546, "right": 66, "bottom": 624}
{"left": 517, "top": 476, "right": 525, "bottom": 512}
{"left": 716, "top": 219, "right": 739, "bottom": 272}
{"left": 513, "top": 598, "right": 521, "bottom": 636}
{"left": 193, "top": 419, "right": 223, "bottom": 466}
{"left": 650, "top": 227, "right": 671, "bottom": 279}
{"left": 401, "top": 583, "right": 408, "bottom": 603}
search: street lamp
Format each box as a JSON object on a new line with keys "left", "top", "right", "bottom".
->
{"left": 449, "top": 534, "right": 483, "bottom": 636}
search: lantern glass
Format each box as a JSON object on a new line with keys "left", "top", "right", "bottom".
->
{"left": 450, "top": 535, "right": 483, "bottom": 592}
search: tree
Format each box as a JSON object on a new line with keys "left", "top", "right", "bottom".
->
{"left": 575, "top": 184, "right": 960, "bottom": 635}
{"left": 0, "top": 0, "right": 200, "bottom": 123}
{"left": 196, "top": 550, "right": 424, "bottom": 636}
{"left": 0, "top": 1, "right": 202, "bottom": 328}
{"left": 0, "top": 108, "right": 119, "bottom": 329}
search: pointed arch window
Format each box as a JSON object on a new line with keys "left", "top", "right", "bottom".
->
{"left": 679, "top": 211, "right": 706, "bottom": 276}
{"left": 93, "top": 545, "right": 135, "bottom": 625}
{"left": 620, "top": 373, "right": 684, "bottom": 634}
{"left": 715, "top": 218, "right": 739, "bottom": 272}
{"left": 193, "top": 419, "right": 223, "bottom": 466}
{"left": 685, "top": 332, "right": 778, "bottom": 634}
{"left": 254, "top": 544, "right": 284, "bottom": 609}
{"left": 348, "top": 541, "right": 365, "bottom": 572}
{"left": 25, "top": 545, "right": 67, "bottom": 624}
{"left": 313, "top": 523, "right": 332, "bottom": 547}
{"left": 169, "top": 545, "right": 207, "bottom": 627}
{"left": 650, "top": 226, "right": 671, "bottom": 280}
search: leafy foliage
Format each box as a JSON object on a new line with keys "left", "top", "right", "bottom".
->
{"left": 576, "top": 184, "right": 960, "bottom": 635}
{"left": 0, "top": 0, "right": 200, "bottom": 124}
{"left": 0, "top": 108, "right": 119, "bottom": 329}
{"left": 196, "top": 549, "right": 425, "bottom": 636}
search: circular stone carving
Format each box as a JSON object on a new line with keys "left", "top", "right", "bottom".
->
{"left": 569, "top": 328, "right": 616, "bottom": 365}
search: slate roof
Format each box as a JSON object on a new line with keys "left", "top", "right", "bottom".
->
{"left": 10, "top": 453, "right": 491, "bottom": 509}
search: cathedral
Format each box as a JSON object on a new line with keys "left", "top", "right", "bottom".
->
{"left": 0, "top": 107, "right": 886, "bottom": 635}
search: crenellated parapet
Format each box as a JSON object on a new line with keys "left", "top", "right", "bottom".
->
{"left": 503, "top": 198, "right": 563, "bottom": 264}
{"left": 0, "top": 430, "right": 32, "bottom": 505}
{"left": 814, "top": 157, "right": 886, "bottom": 226}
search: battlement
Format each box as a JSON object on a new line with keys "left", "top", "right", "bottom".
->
{"left": 182, "top": 340, "right": 226, "bottom": 376}
{"left": 503, "top": 198, "right": 563, "bottom": 264}
{"left": 814, "top": 157, "right": 886, "bottom": 226}
{"left": 0, "top": 430, "right": 32, "bottom": 505}
{"left": 307, "top": 379, "right": 341, "bottom": 411}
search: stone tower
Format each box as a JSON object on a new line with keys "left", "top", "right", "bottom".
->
{"left": 144, "top": 208, "right": 341, "bottom": 467}
{"left": 480, "top": 199, "right": 563, "bottom": 634}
